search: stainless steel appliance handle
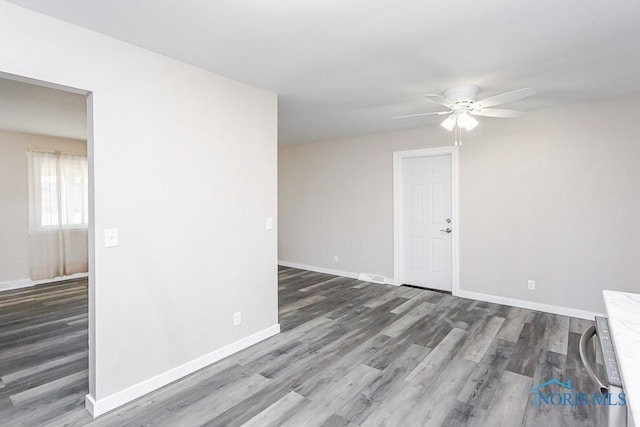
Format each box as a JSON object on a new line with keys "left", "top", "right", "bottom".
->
{"left": 579, "top": 325, "right": 608, "bottom": 394}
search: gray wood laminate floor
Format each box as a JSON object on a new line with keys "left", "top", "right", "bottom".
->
{"left": 0, "top": 278, "right": 89, "bottom": 426}
{"left": 0, "top": 268, "right": 607, "bottom": 426}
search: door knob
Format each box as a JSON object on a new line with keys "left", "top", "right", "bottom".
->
{"left": 440, "top": 228, "right": 452, "bottom": 233}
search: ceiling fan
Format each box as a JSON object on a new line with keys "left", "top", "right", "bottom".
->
{"left": 393, "top": 85, "right": 536, "bottom": 139}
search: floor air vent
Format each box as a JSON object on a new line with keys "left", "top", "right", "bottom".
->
{"left": 357, "top": 273, "right": 386, "bottom": 284}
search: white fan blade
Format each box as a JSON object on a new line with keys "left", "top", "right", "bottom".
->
{"left": 392, "top": 111, "right": 450, "bottom": 119}
{"left": 470, "top": 108, "right": 523, "bottom": 118}
{"left": 424, "top": 94, "right": 455, "bottom": 108}
{"left": 476, "top": 88, "right": 535, "bottom": 108}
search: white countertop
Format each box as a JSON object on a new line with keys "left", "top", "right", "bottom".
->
{"left": 603, "top": 290, "right": 640, "bottom": 426}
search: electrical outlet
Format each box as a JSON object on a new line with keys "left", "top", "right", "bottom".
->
{"left": 528, "top": 280, "right": 536, "bottom": 291}
{"left": 333, "top": 255, "right": 339, "bottom": 263}
{"left": 233, "top": 312, "right": 242, "bottom": 326}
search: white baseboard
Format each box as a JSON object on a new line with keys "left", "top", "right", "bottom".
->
{"left": 278, "top": 260, "right": 397, "bottom": 285}
{"left": 0, "top": 272, "right": 88, "bottom": 292}
{"left": 278, "top": 262, "right": 601, "bottom": 320}
{"left": 84, "top": 394, "right": 97, "bottom": 416}
{"left": 455, "top": 289, "right": 603, "bottom": 320}
{"left": 85, "top": 323, "right": 280, "bottom": 418}
{"left": 278, "top": 260, "right": 359, "bottom": 279}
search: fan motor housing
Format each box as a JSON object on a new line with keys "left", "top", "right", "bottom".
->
{"left": 444, "top": 85, "right": 480, "bottom": 103}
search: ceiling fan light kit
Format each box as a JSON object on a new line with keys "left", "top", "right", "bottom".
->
{"left": 453, "top": 112, "right": 478, "bottom": 131}
{"left": 440, "top": 114, "right": 457, "bottom": 132}
{"left": 393, "top": 85, "right": 536, "bottom": 145}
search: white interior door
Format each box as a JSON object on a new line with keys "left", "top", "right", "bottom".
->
{"left": 401, "top": 155, "right": 452, "bottom": 290}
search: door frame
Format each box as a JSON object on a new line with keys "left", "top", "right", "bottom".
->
{"left": 393, "top": 146, "right": 460, "bottom": 294}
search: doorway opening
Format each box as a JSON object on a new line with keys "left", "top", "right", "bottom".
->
{"left": 0, "top": 72, "right": 94, "bottom": 422}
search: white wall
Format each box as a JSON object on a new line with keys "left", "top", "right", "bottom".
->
{"left": 0, "top": 0, "right": 278, "bottom": 412}
{"left": 279, "top": 94, "right": 640, "bottom": 315}
{"left": 0, "top": 130, "right": 86, "bottom": 283}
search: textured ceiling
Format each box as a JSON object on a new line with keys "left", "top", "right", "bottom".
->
{"left": 6, "top": 0, "right": 640, "bottom": 144}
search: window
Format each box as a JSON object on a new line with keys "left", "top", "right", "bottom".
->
{"left": 28, "top": 151, "right": 88, "bottom": 232}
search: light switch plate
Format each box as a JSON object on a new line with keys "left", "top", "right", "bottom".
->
{"left": 104, "top": 228, "right": 119, "bottom": 248}
{"left": 265, "top": 217, "right": 274, "bottom": 230}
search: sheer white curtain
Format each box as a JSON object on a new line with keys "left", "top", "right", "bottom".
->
{"left": 27, "top": 151, "right": 88, "bottom": 280}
